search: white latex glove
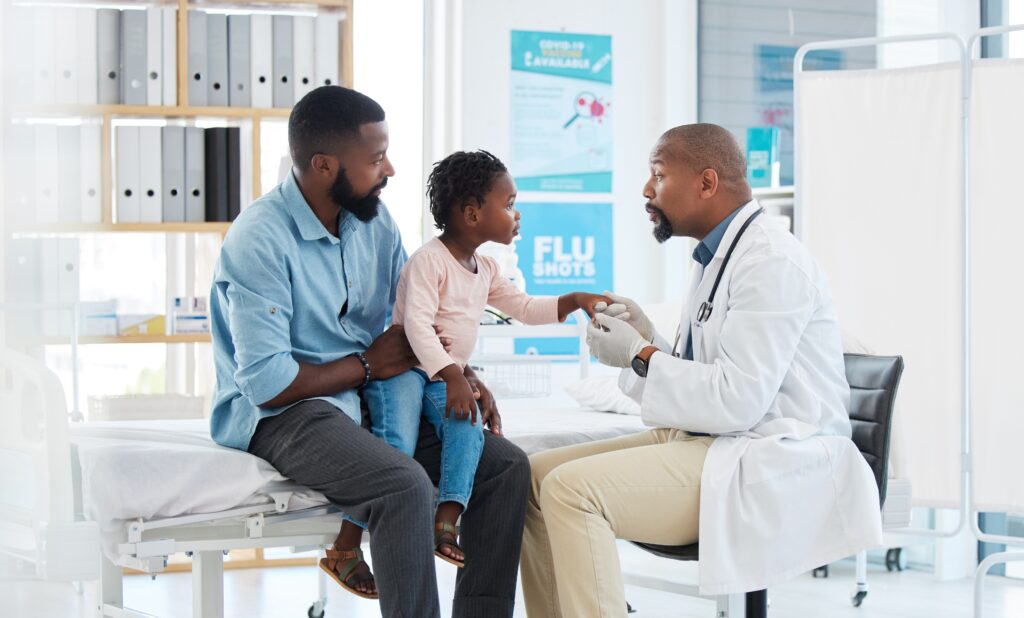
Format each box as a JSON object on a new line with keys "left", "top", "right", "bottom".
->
{"left": 586, "top": 313, "right": 650, "bottom": 368}
{"left": 593, "top": 291, "right": 655, "bottom": 342}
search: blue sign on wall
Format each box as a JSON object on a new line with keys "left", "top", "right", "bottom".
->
{"left": 513, "top": 202, "right": 613, "bottom": 355}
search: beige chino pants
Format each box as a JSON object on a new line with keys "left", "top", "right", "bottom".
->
{"left": 520, "top": 429, "right": 713, "bottom": 618}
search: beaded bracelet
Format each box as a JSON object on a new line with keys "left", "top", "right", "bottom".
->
{"left": 352, "top": 352, "right": 371, "bottom": 389}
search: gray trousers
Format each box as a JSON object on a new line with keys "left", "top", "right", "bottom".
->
{"left": 247, "top": 398, "right": 530, "bottom": 618}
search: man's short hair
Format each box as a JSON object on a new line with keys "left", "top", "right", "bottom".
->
{"left": 656, "top": 123, "right": 749, "bottom": 194}
{"left": 288, "top": 86, "right": 385, "bottom": 170}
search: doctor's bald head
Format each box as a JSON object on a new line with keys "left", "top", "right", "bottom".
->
{"left": 643, "top": 123, "right": 753, "bottom": 241}
{"left": 655, "top": 124, "right": 751, "bottom": 197}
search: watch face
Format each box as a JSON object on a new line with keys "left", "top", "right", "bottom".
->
{"left": 631, "top": 356, "right": 648, "bottom": 378}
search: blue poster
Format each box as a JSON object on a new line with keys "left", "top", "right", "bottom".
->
{"left": 756, "top": 45, "right": 842, "bottom": 185}
{"left": 510, "top": 30, "right": 613, "bottom": 193}
{"left": 514, "top": 202, "right": 613, "bottom": 355}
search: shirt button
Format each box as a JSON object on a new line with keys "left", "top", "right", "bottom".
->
{"left": 348, "top": 282, "right": 353, "bottom": 288}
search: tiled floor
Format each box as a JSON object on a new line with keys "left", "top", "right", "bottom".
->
{"left": 4, "top": 543, "right": 1023, "bottom": 617}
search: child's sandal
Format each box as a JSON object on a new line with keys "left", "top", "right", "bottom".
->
{"left": 434, "top": 522, "right": 465, "bottom": 568}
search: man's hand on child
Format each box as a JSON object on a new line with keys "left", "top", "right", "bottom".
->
{"left": 465, "top": 371, "right": 501, "bottom": 436}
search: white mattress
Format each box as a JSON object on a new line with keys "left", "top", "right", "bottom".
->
{"left": 69, "top": 404, "right": 646, "bottom": 535}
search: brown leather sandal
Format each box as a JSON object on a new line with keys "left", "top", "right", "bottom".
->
{"left": 318, "top": 547, "right": 379, "bottom": 600}
{"left": 434, "top": 522, "right": 465, "bottom": 568}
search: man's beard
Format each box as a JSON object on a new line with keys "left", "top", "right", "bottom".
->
{"left": 329, "top": 169, "right": 387, "bottom": 222}
{"left": 648, "top": 203, "right": 673, "bottom": 243}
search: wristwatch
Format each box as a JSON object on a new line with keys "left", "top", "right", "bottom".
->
{"left": 631, "top": 354, "right": 649, "bottom": 378}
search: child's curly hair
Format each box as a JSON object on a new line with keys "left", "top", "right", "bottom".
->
{"left": 426, "top": 150, "right": 508, "bottom": 231}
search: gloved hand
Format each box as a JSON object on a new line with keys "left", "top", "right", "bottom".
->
{"left": 593, "top": 291, "right": 655, "bottom": 342}
{"left": 586, "top": 313, "right": 650, "bottom": 368}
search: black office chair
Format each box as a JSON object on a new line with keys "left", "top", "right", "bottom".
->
{"left": 630, "top": 353, "right": 904, "bottom": 617}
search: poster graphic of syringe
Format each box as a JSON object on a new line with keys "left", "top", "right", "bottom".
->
{"left": 511, "top": 31, "right": 613, "bottom": 194}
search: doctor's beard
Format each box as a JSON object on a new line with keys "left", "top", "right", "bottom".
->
{"left": 330, "top": 170, "right": 387, "bottom": 222}
{"left": 647, "top": 203, "right": 673, "bottom": 243}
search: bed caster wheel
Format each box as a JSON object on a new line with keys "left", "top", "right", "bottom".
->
{"left": 307, "top": 604, "right": 325, "bottom": 618}
{"left": 812, "top": 565, "right": 829, "bottom": 578}
{"left": 885, "top": 547, "right": 904, "bottom": 572}
{"left": 851, "top": 590, "right": 867, "bottom": 607}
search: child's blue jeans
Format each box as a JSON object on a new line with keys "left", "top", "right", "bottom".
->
{"left": 363, "top": 368, "right": 485, "bottom": 510}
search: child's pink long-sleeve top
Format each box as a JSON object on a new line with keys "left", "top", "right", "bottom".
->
{"left": 392, "top": 237, "right": 559, "bottom": 380}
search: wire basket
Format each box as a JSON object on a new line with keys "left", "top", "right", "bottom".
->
{"left": 472, "top": 361, "right": 551, "bottom": 399}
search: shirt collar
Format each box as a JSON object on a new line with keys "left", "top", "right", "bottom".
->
{"left": 692, "top": 203, "right": 746, "bottom": 267}
{"left": 282, "top": 170, "right": 342, "bottom": 245}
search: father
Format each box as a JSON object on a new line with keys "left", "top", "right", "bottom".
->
{"left": 209, "top": 86, "right": 529, "bottom": 618}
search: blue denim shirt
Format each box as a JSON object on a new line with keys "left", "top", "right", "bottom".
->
{"left": 683, "top": 205, "right": 744, "bottom": 360}
{"left": 209, "top": 171, "right": 407, "bottom": 450}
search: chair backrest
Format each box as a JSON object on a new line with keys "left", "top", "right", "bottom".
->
{"left": 843, "top": 353, "right": 904, "bottom": 508}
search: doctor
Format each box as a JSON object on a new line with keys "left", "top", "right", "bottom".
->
{"left": 520, "top": 123, "right": 882, "bottom": 617}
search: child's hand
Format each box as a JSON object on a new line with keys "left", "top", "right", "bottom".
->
{"left": 445, "top": 375, "right": 479, "bottom": 424}
{"left": 573, "top": 292, "right": 614, "bottom": 319}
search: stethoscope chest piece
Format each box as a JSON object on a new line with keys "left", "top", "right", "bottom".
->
{"left": 696, "top": 301, "right": 713, "bottom": 323}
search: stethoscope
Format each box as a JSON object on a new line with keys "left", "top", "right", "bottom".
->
{"left": 671, "top": 207, "right": 764, "bottom": 357}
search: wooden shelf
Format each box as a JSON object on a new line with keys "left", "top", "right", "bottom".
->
{"left": 14, "top": 104, "right": 292, "bottom": 119}
{"left": 12, "top": 222, "right": 231, "bottom": 235}
{"left": 38, "top": 334, "right": 211, "bottom": 345}
{"left": 188, "top": 0, "right": 350, "bottom": 6}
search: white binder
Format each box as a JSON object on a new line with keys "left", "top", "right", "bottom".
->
{"left": 57, "top": 238, "right": 82, "bottom": 337}
{"left": 32, "top": 6, "right": 57, "bottom": 105}
{"left": 7, "top": 6, "right": 34, "bottom": 106}
{"left": 6, "top": 124, "right": 36, "bottom": 227}
{"left": 272, "top": 15, "right": 293, "bottom": 108}
{"left": 121, "top": 9, "right": 148, "bottom": 105}
{"left": 207, "top": 13, "right": 229, "bottom": 106}
{"left": 250, "top": 15, "right": 273, "bottom": 108}
{"left": 41, "top": 240, "right": 61, "bottom": 337}
{"left": 228, "top": 15, "right": 251, "bottom": 107}
{"left": 187, "top": 10, "right": 208, "bottom": 106}
{"left": 293, "top": 16, "right": 315, "bottom": 104}
{"left": 81, "top": 124, "right": 103, "bottom": 224}
{"left": 116, "top": 126, "right": 141, "bottom": 223}
{"left": 57, "top": 126, "right": 83, "bottom": 223}
{"left": 97, "top": 9, "right": 122, "bottom": 105}
{"left": 184, "top": 127, "right": 206, "bottom": 222}
{"left": 146, "top": 7, "right": 163, "bottom": 105}
{"left": 314, "top": 13, "right": 341, "bottom": 88}
{"left": 162, "top": 8, "right": 178, "bottom": 106}
{"left": 55, "top": 11, "right": 80, "bottom": 104}
{"left": 34, "top": 125, "right": 59, "bottom": 224}
{"left": 77, "top": 9, "right": 99, "bottom": 105}
{"left": 161, "top": 126, "right": 186, "bottom": 222}
{"left": 139, "top": 127, "right": 163, "bottom": 223}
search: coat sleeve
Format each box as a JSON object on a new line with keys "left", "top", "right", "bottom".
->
{"left": 640, "top": 252, "right": 819, "bottom": 434}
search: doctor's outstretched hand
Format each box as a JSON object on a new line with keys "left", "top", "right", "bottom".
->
{"left": 586, "top": 313, "right": 650, "bottom": 368}
{"left": 593, "top": 292, "right": 655, "bottom": 342}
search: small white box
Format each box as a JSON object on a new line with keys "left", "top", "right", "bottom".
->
{"left": 173, "top": 313, "right": 210, "bottom": 334}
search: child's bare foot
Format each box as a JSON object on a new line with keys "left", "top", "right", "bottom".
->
{"left": 434, "top": 501, "right": 465, "bottom": 567}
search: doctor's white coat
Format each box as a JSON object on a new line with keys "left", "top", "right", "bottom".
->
{"left": 620, "top": 200, "right": 883, "bottom": 595}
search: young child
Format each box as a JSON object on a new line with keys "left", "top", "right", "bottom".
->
{"left": 350, "top": 150, "right": 609, "bottom": 574}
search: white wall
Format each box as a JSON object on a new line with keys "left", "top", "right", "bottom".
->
{"left": 352, "top": 0, "right": 425, "bottom": 251}
{"left": 431, "top": 0, "right": 698, "bottom": 304}
{"left": 877, "top": 0, "right": 980, "bottom": 67}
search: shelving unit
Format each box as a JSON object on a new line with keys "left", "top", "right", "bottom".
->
{"left": 37, "top": 334, "right": 212, "bottom": 345}
{"left": 3, "top": 0, "right": 355, "bottom": 401}
{"left": 8, "top": 0, "right": 354, "bottom": 227}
